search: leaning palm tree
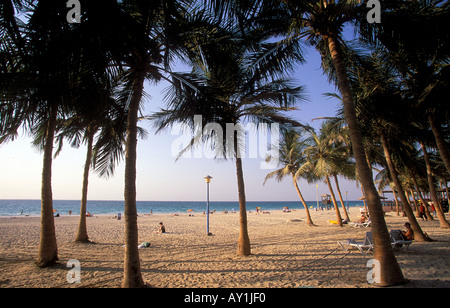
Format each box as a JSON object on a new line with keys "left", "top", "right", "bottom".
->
{"left": 379, "top": 132, "right": 433, "bottom": 240}
{"left": 348, "top": 53, "right": 433, "bottom": 240}
{"left": 151, "top": 22, "right": 304, "bottom": 256}
{"left": 299, "top": 124, "right": 349, "bottom": 227}
{"left": 264, "top": 128, "right": 315, "bottom": 226}
{"left": 206, "top": 0, "right": 406, "bottom": 285}
{"left": 363, "top": 1, "right": 450, "bottom": 175}
{"left": 320, "top": 118, "right": 353, "bottom": 222}
{"left": 249, "top": 0, "right": 406, "bottom": 286}
{"left": 420, "top": 141, "right": 450, "bottom": 228}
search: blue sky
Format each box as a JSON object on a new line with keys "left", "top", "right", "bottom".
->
{"left": 0, "top": 44, "right": 366, "bottom": 202}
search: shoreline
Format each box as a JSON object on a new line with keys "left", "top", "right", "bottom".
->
{"left": 0, "top": 209, "right": 305, "bottom": 219}
{"left": 0, "top": 199, "right": 368, "bottom": 217}
{"left": 0, "top": 207, "right": 350, "bottom": 219}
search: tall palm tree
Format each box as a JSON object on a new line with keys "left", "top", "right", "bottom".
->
{"left": 54, "top": 77, "right": 136, "bottom": 243}
{"left": 251, "top": 0, "right": 406, "bottom": 286}
{"left": 101, "top": 0, "right": 190, "bottom": 287}
{"left": 1, "top": 1, "right": 129, "bottom": 267}
{"left": 379, "top": 132, "right": 432, "bottom": 241}
{"left": 348, "top": 53, "right": 432, "bottom": 240}
{"left": 1, "top": 1, "right": 85, "bottom": 267}
{"left": 151, "top": 20, "right": 304, "bottom": 256}
{"left": 264, "top": 128, "right": 315, "bottom": 226}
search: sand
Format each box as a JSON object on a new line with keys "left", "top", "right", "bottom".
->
{"left": 0, "top": 209, "right": 449, "bottom": 288}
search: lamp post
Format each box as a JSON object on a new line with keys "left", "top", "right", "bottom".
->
{"left": 204, "top": 175, "right": 213, "bottom": 236}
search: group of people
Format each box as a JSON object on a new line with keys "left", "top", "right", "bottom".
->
{"left": 356, "top": 210, "right": 414, "bottom": 240}
{"left": 417, "top": 202, "right": 438, "bottom": 221}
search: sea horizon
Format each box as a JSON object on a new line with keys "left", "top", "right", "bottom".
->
{"left": 0, "top": 198, "right": 365, "bottom": 217}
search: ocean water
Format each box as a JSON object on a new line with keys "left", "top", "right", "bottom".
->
{"left": 0, "top": 199, "right": 364, "bottom": 217}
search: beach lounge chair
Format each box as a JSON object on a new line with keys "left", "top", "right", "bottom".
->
{"left": 389, "top": 230, "right": 413, "bottom": 251}
{"left": 339, "top": 232, "right": 373, "bottom": 254}
{"left": 349, "top": 218, "right": 371, "bottom": 228}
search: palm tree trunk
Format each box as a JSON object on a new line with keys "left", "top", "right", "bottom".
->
{"left": 420, "top": 142, "right": 450, "bottom": 228}
{"left": 380, "top": 133, "right": 430, "bottom": 241}
{"left": 334, "top": 174, "right": 350, "bottom": 221}
{"left": 235, "top": 153, "right": 251, "bottom": 256}
{"left": 326, "top": 35, "right": 405, "bottom": 286}
{"left": 429, "top": 114, "right": 450, "bottom": 175}
{"left": 444, "top": 182, "right": 450, "bottom": 205}
{"left": 75, "top": 127, "right": 95, "bottom": 242}
{"left": 291, "top": 172, "right": 314, "bottom": 226}
{"left": 360, "top": 185, "right": 368, "bottom": 212}
{"left": 391, "top": 185, "right": 400, "bottom": 216}
{"left": 36, "top": 106, "right": 58, "bottom": 267}
{"left": 325, "top": 175, "right": 343, "bottom": 226}
{"left": 122, "top": 71, "right": 145, "bottom": 288}
{"left": 411, "top": 174, "right": 434, "bottom": 221}
{"left": 406, "top": 189, "right": 419, "bottom": 217}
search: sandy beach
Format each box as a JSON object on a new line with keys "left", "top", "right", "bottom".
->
{"left": 0, "top": 209, "right": 449, "bottom": 288}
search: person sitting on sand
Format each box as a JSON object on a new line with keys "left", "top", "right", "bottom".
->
{"left": 154, "top": 222, "right": 166, "bottom": 233}
{"left": 402, "top": 222, "right": 414, "bottom": 240}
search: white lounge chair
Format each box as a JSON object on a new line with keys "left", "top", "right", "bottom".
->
{"left": 389, "top": 230, "right": 413, "bottom": 251}
{"left": 349, "top": 218, "right": 371, "bottom": 228}
{"left": 339, "top": 231, "right": 374, "bottom": 254}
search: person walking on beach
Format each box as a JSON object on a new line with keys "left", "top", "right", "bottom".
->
{"left": 419, "top": 204, "right": 427, "bottom": 221}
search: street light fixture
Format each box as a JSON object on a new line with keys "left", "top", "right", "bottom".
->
{"left": 204, "top": 175, "right": 213, "bottom": 236}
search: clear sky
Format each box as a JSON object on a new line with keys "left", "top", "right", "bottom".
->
{"left": 0, "top": 45, "right": 366, "bottom": 202}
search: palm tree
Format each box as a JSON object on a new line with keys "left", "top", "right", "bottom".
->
{"left": 250, "top": 0, "right": 406, "bottom": 286}
{"left": 101, "top": 0, "right": 190, "bottom": 287}
{"left": 1, "top": 1, "right": 85, "bottom": 267}
{"left": 420, "top": 142, "right": 450, "bottom": 228}
{"left": 54, "top": 77, "right": 135, "bottom": 243}
{"left": 363, "top": 1, "right": 450, "bottom": 175}
{"left": 347, "top": 52, "right": 433, "bottom": 240}
{"left": 264, "top": 128, "right": 315, "bottom": 226}
{"left": 208, "top": 0, "right": 406, "bottom": 285}
{"left": 379, "top": 132, "right": 432, "bottom": 241}
{"left": 151, "top": 19, "right": 304, "bottom": 256}
{"left": 321, "top": 118, "right": 353, "bottom": 222}
{"left": 1, "top": 1, "right": 129, "bottom": 267}
{"left": 299, "top": 124, "right": 350, "bottom": 226}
